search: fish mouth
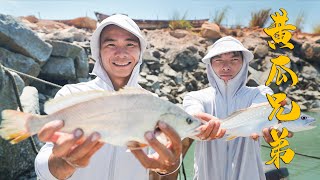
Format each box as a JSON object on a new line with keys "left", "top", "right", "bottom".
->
{"left": 307, "top": 120, "right": 317, "bottom": 127}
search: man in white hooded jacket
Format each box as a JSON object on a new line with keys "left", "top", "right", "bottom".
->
{"left": 35, "top": 14, "right": 182, "bottom": 180}
{"left": 183, "top": 36, "right": 275, "bottom": 180}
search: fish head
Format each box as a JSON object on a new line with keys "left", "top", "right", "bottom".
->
{"left": 280, "top": 113, "right": 317, "bottom": 132}
{"left": 159, "top": 112, "right": 202, "bottom": 139}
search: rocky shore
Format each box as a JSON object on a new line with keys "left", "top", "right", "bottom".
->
{"left": 0, "top": 14, "right": 319, "bottom": 179}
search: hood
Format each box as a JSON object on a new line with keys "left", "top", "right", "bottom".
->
{"left": 202, "top": 36, "right": 254, "bottom": 97}
{"left": 90, "top": 14, "right": 147, "bottom": 90}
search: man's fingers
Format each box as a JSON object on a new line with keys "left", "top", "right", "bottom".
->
{"left": 52, "top": 128, "right": 83, "bottom": 158}
{"left": 263, "top": 128, "right": 273, "bottom": 143}
{"left": 194, "top": 112, "right": 217, "bottom": 122}
{"left": 216, "top": 128, "right": 226, "bottom": 139}
{"left": 158, "top": 122, "right": 182, "bottom": 158}
{"left": 199, "top": 120, "right": 215, "bottom": 140}
{"left": 288, "top": 131, "right": 294, "bottom": 138}
{"left": 72, "top": 141, "right": 105, "bottom": 168}
{"left": 145, "top": 131, "right": 175, "bottom": 164}
{"left": 38, "top": 120, "right": 64, "bottom": 142}
{"left": 250, "top": 133, "right": 259, "bottom": 141}
{"left": 131, "top": 149, "right": 160, "bottom": 169}
{"left": 65, "top": 132, "right": 101, "bottom": 163}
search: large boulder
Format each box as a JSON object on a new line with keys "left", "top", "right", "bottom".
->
{"left": 0, "top": 47, "right": 40, "bottom": 83}
{"left": 75, "top": 48, "right": 89, "bottom": 78}
{"left": 300, "top": 42, "right": 320, "bottom": 62}
{"left": 0, "top": 86, "right": 41, "bottom": 180}
{"left": 46, "top": 40, "right": 83, "bottom": 59}
{"left": 167, "top": 49, "right": 201, "bottom": 71}
{"left": 0, "top": 14, "right": 52, "bottom": 65}
{"left": 0, "top": 64, "right": 25, "bottom": 118}
{"left": 41, "top": 56, "right": 76, "bottom": 80}
{"left": 200, "top": 22, "right": 221, "bottom": 39}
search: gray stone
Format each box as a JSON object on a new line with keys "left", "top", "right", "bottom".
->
{"left": 169, "top": 30, "right": 187, "bottom": 39}
{"left": 146, "top": 75, "right": 159, "bottom": 83}
{"left": 0, "top": 65, "right": 25, "bottom": 118}
{"left": 301, "top": 64, "right": 318, "bottom": 80}
{"left": 0, "top": 47, "right": 40, "bottom": 83}
{"left": 168, "top": 49, "right": 200, "bottom": 71}
{"left": 47, "top": 40, "right": 83, "bottom": 59}
{"left": 140, "top": 72, "right": 147, "bottom": 77}
{"left": 142, "top": 51, "right": 160, "bottom": 71}
{"left": 75, "top": 48, "right": 89, "bottom": 78}
{"left": 41, "top": 56, "right": 76, "bottom": 80}
{"left": 253, "top": 44, "right": 269, "bottom": 58}
{"left": 0, "top": 14, "right": 52, "bottom": 64}
{"left": 241, "top": 37, "right": 265, "bottom": 51}
{"left": 163, "top": 64, "right": 177, "bottom": 78}
{"left": 301, "top": 42, "right": 320, "bottom": 62}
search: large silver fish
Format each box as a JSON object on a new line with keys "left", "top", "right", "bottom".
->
{"left": 0, "top": 88, "right": 201, "bottom": 147}
{"left": 220, "top": 102, "right": 317, "bottom": 140}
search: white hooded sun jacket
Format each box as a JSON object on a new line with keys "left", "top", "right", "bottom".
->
{"left": 183, "top": 36, "right": 273, "bottom": 180}
{"left": 35, "top": 14, "right": 149, "bottom": 180}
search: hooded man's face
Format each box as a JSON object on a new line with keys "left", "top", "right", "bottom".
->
{"left": 99, "top": 25, "right": 140, "bottom": 84}
{"left": 210, "top": 51, "right": 243, "bottom": 83}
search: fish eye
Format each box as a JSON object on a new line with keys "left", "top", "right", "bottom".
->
{"left": 301, "top": 116, "right": 307, "bottom": 120}
{"left": 186, "top": 117, "right": 193, "bottom": 125}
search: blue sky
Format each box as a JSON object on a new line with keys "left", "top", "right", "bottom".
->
{"left": 0, "top": 0, "right": 319, "bottom": 33}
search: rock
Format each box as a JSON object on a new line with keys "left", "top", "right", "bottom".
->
{"left": 300, "top": 42, "right": 320, "bottom": 62}
{"left": 168, "top": 49, "right": 200, "bottom": 71}
{"left": 0, "top": 47, "right": 40, "bottom": 83}
{"left": 253, "top": 44, "right": 269, "bottom": 58}
{"left": 163, "top": 64, "right": 177, "bottom": 78}
{"left": 169, "top": 30, "right": 187, "bottom": 39}
{"left": 241, "top": 37, "right": 266, "bottom": 51}
{"left": 301, "top": 64, "right": 318, "bottom": 80}
{"left": 75, "top": 48, "right": 89, "bottom": 78}
{"left": 44, "top": 27, "right": 89, "bottom": 42}
{"left": 200, "top": 22, "right": 221, "bottom": 39}
{"left": 0, "top": 64, "right": 25, "bottom": 118}
{"left": 152, "top": 50, "right": 161, "bottom": 59}
{"left": 0, "top": 85, "right": 42, "bottom": 180}
{"left": 47, "top": 40, "right": 83, "bottom": 59}
{"left": 146, "top": 75, "right": 159, "bottom": 83}
{"left": 161, "top": 86, "right": 172, "bottom": 94}
{"left": 140, "top": 72, "right": 147, "bottom": 77}
{"left": 40, "top": 56, "right": 76, "bottom": 80}
{"left": 0, "top": 14, "right": 52, "bottom": 65}
{"left": 142, "top": 50, "right": 160, "bottom": 71}
{"left": 310, "top": 100, "right": 320, "bottom": 109}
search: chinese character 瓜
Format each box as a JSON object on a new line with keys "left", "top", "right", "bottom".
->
{"left": 264, "top": 8, "right": 296, "bottom": 50}
{"left": 265, "top": 128, "right": 295, "bottom": 169}
{"left": 265, "top": 55, "right": 298, "bottom": 86}
{"left": 267, "top": 93, "right": 301, "bottom": 121}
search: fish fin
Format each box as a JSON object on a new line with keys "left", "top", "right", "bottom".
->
{"left": 0, "top": 110, "right": 36, "bottom": 144}
{"left": 126, "top": 141, "right": 148, "bottom": 151}
{"left": 226, "top": 136, "right": 238, "bottom": 141}
{"left": 44, "top": 90, "right": 106, "bottom": 114}
{"left": 273, "top": 123, "right": 282, "bottom": 130}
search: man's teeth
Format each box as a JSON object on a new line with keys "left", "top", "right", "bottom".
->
{"left": 113, "top": 62, "right": 131, "bottom": 66}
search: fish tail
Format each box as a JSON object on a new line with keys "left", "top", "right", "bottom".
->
{"left": 0, "top": 110, "right": 40, "bottom": 144}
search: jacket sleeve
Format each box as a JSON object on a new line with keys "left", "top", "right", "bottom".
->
{"left": 34, "top": 85, "right": 73, "bottom": 180}
{"left": 183, "top": 92, "right": 205, "bottom": 115}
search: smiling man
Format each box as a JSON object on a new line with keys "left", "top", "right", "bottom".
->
{"left": 183, "top": 36, "right": 277, "bottom": 180}
{"left": 34, "top": 14, "right": 182, "bottom": 180}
